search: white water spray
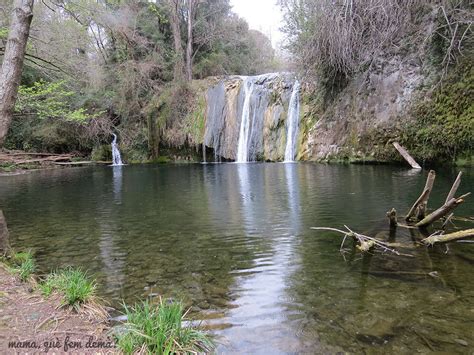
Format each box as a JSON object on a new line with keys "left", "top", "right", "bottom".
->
{"left": 111, "top": 133, "right": 123, "bottom": 166}
{"left": 284, "top": 80, "right": 301, "bottom": 162}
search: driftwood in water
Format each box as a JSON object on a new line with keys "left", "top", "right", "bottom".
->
{"left": 386, "top": 208, "right": 397, "bottom": 228}
{"left": 0, "top": 210, "right": 10, "bottom": 255}
{"left": 392, "top": 142, "right": 421, "bottom": 169}
{"left": 314, "top": 170, "right": 473, "bottom": 258}
{"left": 422, "top": 229, "right": 474, "bottom": 245}
{"left": 445, "top": 171, "right": 462, "bottom": 204}
{"left": 406, "top": 170, "right": 435, "bottom": 221}
{"left": 310, "top": 226, "right": 412, "bottom": 256}
{"left": 416, "top": 193, "right": 470, "bottom": 228}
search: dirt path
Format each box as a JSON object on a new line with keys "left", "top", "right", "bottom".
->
{"left": 0, "top": 265, "right": 115, "bottom": 354}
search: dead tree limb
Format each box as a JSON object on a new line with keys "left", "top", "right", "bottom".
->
{"left": 406, "top": 170, "right": 436, "bottom": 221}
{"left": 310, "top": 226, "right": 413, "bottom": 256}
{"left": 422, "top": 228, "right": 474, "bottom": 245}
{"left": 393, "top": 142, "right": 421, "bottom": 169}
{"left": 416, "top": 193, "right": 471, "bottom": 228}
{"left": 445, "top": 171, "right": 462, "bottom": 204}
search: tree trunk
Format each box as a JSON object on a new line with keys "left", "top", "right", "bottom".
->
{"left": 0, "top": 210, "right": 10, "bottom": 255}
{"left": 169, "top": 0, "right": 184, "bottom": 81}
{"left": 386, "top": 208, "right": 397, "bottom": 228}
{"left": 185, "top": 0, "right": 195, "bottom": 81}
{"left": 0, "top": 0, "right": 34, "bottom": 146}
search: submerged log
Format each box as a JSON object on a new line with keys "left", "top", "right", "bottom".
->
{"left": 0, "top": 210, "right": 10, "bottom": 255}
{"left": 416, "top": 193, "right": 470, "bottom": 228}
{"left": 393, "top": 142, "right": 421, "bottom": 169}
{"left": 406, "top": 170, "right": 435, "bottom": 221}
{"left": 422, "top": 229, "right": 474, "bottom": 245}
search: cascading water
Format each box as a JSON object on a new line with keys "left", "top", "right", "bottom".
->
{"left": 111, "top": 133, "right": 123, "bottom": 166}
{"left": 284, "top": 80, "right": 301, "bottom": 162}
{"left": 236, "top": 78, "right": 255, "bottom": 163}
{"left": 204, "top": 72, "right": 300, "bottom": 162}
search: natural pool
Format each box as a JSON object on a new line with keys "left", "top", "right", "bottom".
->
{"left": 1, "top": 163, "right": 473, "bottom": 353}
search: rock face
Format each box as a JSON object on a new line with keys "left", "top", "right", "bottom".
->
{"left": 203, "top": 73, "right": 297, "bottom": 162}
{"left": 303, "top": 53, "right": 426, "bottom": 161}
{"left": 0, "top": 210, "right": 10, "bottom": 254}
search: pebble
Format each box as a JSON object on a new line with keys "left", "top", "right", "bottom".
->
{"left": 454, "top": 339, "right": 468, "bottom": 346}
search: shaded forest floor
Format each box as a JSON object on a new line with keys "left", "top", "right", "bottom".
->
{"left": 0, "top": 265, "right": 114, "bottom": 353}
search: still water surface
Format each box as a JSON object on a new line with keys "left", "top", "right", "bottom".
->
{"left": 1, "top": 164, "right": 473, "bottom": 353}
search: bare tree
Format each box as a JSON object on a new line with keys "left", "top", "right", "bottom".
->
{"left": 185, "top": 0, "right": 196, "bottom": 81}
{"left": 0, "top": 0, "right": 34, "bottom": 146}
{"left": 169, "top": 0, "right": 184, "bottom": 81}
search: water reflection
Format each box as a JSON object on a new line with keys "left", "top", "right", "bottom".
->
{"left": 284, "top": 163, "right": 301, "bottom": 237}
{"left": 97, "top": 166, "right": 126, "bottom": 299}
{"left": 1, "top": 164, "right": 473, "bottom": 353}
{"left": 112, "top": 165, "right": 123, "bottom": 204}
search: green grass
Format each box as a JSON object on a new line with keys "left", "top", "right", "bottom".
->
{"left": 7, "top": 251, "right": 36, "bottom": 281}
{"left": 115, "top": 299, "right": 214, "bottom": 354}
{"left": 40, "top": 267, "right": 97, "bottom": 310}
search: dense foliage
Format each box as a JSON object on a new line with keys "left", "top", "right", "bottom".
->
{"left": 0, "top": 0, "right": 277, "bottom": 158}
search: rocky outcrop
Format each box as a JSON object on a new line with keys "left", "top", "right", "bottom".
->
{"left": 203, "top": 73, "right": 296, "bottom": 162}
{"left": 0, "top": 210, "right": 10, "bottom": 254}
{"left": 303, "top": 53, "right": 427, "bottom": 161}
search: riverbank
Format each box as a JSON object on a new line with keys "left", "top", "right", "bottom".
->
{"left": 0, "top": 264, "right": 113, "bottom": 354}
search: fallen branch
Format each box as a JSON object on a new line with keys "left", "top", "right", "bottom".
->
{"left": 422, "top": 228, "right": 474, "bottom": 245}
{"left": 311, "top": 225, "right": 413, "bottom": 256}
{"left": 416, "top": 193, "right": 471, "bottom": 228}
{"left": 393, "top": 142, "right": 421, "bottom": 169}
{"left": 9, "top": 155, "right": 73, "bottom": 164}
{"left": 445, "top": 171, "right": 462, "bottom": 204}
{"left": 406, "top": 170, "right": 435, "bottom": 220}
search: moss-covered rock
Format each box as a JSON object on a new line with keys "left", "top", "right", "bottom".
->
{"left": 401, "top": 60, "right": 473, "bottom": 163}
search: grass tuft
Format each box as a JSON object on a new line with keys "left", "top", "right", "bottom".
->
{"left": 7, "top": 250, "right": 36, "bottom": 281}
{"left": 115, "top": 298, "right": 214, "bottom": 354}
{"left": 40, "top": 267, "right": 97, "bottom": 311}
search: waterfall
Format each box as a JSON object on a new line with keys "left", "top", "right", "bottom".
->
{"left": 111, "top": 133, "right": 123, "bottom": 166}
{"left": 204, "top": 72, "right": 299, "bottom": 162}
{"left": 236, "top": 73, "right": 278, "bottom": 162}
{"left": 284, "top": 80, "right": 301, "bottom": 162}
{"left": 236, "top": 78, "right": 255, "bottom": 163}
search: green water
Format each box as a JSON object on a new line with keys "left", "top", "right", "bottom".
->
{"left": 1, "top": 163, "right": 473, "bottom": 353}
